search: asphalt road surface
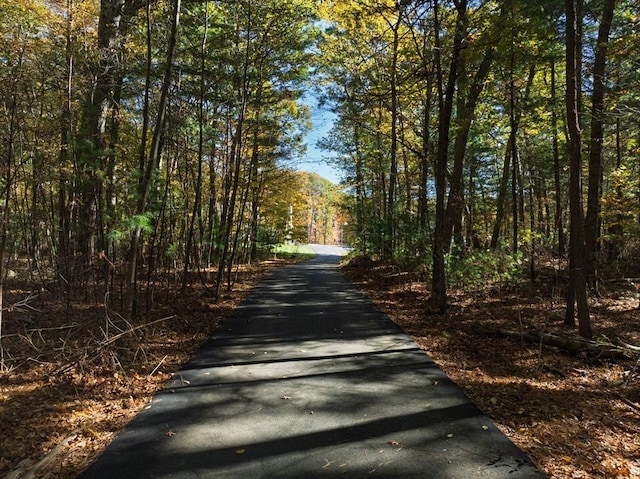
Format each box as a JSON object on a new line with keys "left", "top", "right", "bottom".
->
{"left": 78, "top": 244, "right": 546, "bottom": 478}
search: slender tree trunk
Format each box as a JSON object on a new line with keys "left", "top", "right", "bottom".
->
{"left": 551, "top": 60, "right": 566, "bottom": 256}
{"left": 431, "top": 0, "right": 467, "bottom": 313}
{"left": 0, "top": 47, "right": 22, "bottom": 370}
{"left": 353, "top": 120, "right": 366, "bottom": 252}
{"left": 491, "top": 137, "right": 512, "bottom": 249}
{"left": 490, "top": 64, "right": 535, "bottom": 250}
{"left": 584, "top": 0, "right": 617, "bottom": 288}
{"left": 444, "top": 44, "right": 496, "bottom": 251}
{"left": 58, "top": 0, "right": 74, "bottom": 283}
{"left": 248, "top": 164, "right": 263, "bottom": 262}
{"left": 608, "top": 117, "right": 624, "bottom": 258}
{"left": 564, "top": 0, "right": 592, "bottom": 338}
{"left": 384, "top": 15, "right": 401, "bottom": 260}
{"left": 510, "top": 54, "right": 519, "bottom": 254}
{"left": 418, "top": 82, "right": 432, "bottom": 235}
{"left": 215, "top": 5, "right": 252, "bottom": 301}
{"left": 227, "top": 97, "right": 264, "bottom": 287}
{"left": 183, "top": 0, "right": 209, "bottom": 290}
{"left": 124, "top": 0, "right": 181, "bottom": 320}
{"left": 375, "top": 105, "right": 387, "bottom": 256}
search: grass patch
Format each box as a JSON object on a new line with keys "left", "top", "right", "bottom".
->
{"left": 271, "top": 243, "right": 316, "bottom": 260}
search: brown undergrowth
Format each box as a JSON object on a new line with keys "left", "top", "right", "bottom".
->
{"left": 0, "top": 260, "right": 289, "bottom": 479}
{"left": 342, "top": 257, "right": 640, "bottom": 479}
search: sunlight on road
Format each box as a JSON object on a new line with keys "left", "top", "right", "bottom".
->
{"left": 307, "top": 244, "right": 350, "bottom": 256}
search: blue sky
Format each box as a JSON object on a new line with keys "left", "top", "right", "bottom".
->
{"left": 297, "top": 96, "right": 341, "bottom": 184}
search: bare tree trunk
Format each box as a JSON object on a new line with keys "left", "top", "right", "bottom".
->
{"left": 215, "top": 4, "right": 252, "bottom": 301}
{"left": 564, "top": 0, "right": 592, "bottom": 338}
{"left": 431, "top": 0, "right": 467, "bottom": 313}
{"left": 607, "top": 117, "right": 624, "bottom": 258}
{"left": 418, "top": 81, "right": 432, "bottom": 236}
{"left": 490, "top": 137, "right": 512, "bottom": 249}
{"left": 57, "top": 0, "right": 74, "bottom": 285}
{"left": 510, "top": 50, "right": 519, "bottom": 254}
{"left": 584, "top": 0, "right": 617, "bottom": 289}
{"left": 444, "top": 15, "right": 501, "bottom": 251}
{"left": 383, "top": 13, "right": 401, "bottom": 260}
{"left": 183, "top": 0, "right": 209, "bottom": 290}
{"left": 0, "top": 47, "right": 23, "bottom": 370}
{"left": 550, "top": 60, "right": 566, "bottom": 256}
{"left": 124, "top": 0, "right": 181, "bottom": 320}
{"left": 77, "top": 0, "right": 126, "bottom": 274}
{"left": 490, "top": 65, "right": 535, "bottom": 249}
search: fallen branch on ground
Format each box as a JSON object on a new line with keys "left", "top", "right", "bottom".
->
{"left": 6, "top": 431, "right": 78, "bottom": 479}
{"left": 474, "top": 326, "right": 638, "bottom": 359}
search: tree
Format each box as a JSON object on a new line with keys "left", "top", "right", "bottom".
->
{"left": 124, "top": 0, "right": 181, "bottom": 319}
{"left": 431, "top": 0, "right": 467, "bottom": 313}
{"left": 584, "top": 0, "right": 618, "bottom": 290}
{"left": 564, "top": 0, "right": 592, "bottom": 338}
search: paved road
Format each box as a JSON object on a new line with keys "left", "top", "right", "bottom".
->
{"left": 79, "top": 245, "right": 545, "bottom": 478}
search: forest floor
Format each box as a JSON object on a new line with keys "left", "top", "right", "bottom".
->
{"left": 1, "top": 254, "right": 639, "bottom": 478}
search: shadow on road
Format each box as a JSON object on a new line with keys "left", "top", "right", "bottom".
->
{"left": 78, "top": 247, "right": 545, "bottom": 478}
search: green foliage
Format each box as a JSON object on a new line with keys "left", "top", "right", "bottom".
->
{"left": 108, "top": 214, "right": 155, "bottom": 244}
{"left": 445, "top": 246, "right": 522, "bottom": 292}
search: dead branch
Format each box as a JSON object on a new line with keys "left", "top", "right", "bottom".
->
{"left": 617, "top": 394, "right": 640, "bottom": 417}
{"left": 474, "top": 326, "right": 636, "bottom": 359}
{"left": 3, "top": 292, "right": 41, "bottom": 313}
{"left": 55, "top": 315, "right": 176, "bottom": 374}
{"left": 149, "top": 354, "right": 168, "bottom": 377}
{"left": 6, "top": 431, "right": 78, "bottom": 479}
{"left": 615, "top": 338, "right": 640, "bottom": 353}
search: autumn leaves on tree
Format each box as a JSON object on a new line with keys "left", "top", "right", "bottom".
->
{"left": 0, "top": 0, "right": 639, "bottom": 348}
{"left": 317, "top": 0, "right": 638, "bottom": 338}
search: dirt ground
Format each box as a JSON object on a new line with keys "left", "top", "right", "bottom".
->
{"left": 1, "top": 256, "right": 639, "bottom": 478}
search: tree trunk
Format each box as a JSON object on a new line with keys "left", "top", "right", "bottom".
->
{"left": 490, "top": 137, "right": 512, "bottom": 249}
{"left": 564, "top": 0, "right": 592, "bottom": 338}
{"left": 215, "top": 4, "right": 252, "bottom": 300}
{"left": 444, "top": 25, "right": 498, "bottom": 252}
{"left": 0, "top": 48, "right": 22, "bottom": 370}
{"left": 418, "top": 81, "right": 432, "bottom": 237}
{"left": 77, "top": 0, "right": 126, "bottom": 274}
{"left": 608, "top": 118, "right": 624, "bottom": 258}
{"left": 551, "top": 60, "right": 566, "bottom": 256}
{"left": 584, "top": 0, "right": 617, "bottom": 288}
{"left": 431, "top": 0, "right": 467, "bottom": 313}
{"left": 183, "top": 1, "right": 209, "bottom": 290}
{"left": 124, "top": 0, "right": 181, "bottom": 320}
{"left": 510, "top": 65, "right": 519, "bottom": 254}
{"left": 490, "top": 65, "right": 535, "bottom": 250}
{"left": 57, "top": 0, "right": 74, "bottom": 284}
{"left": 384, "top": 15, "right": 401, "bottom": 260}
